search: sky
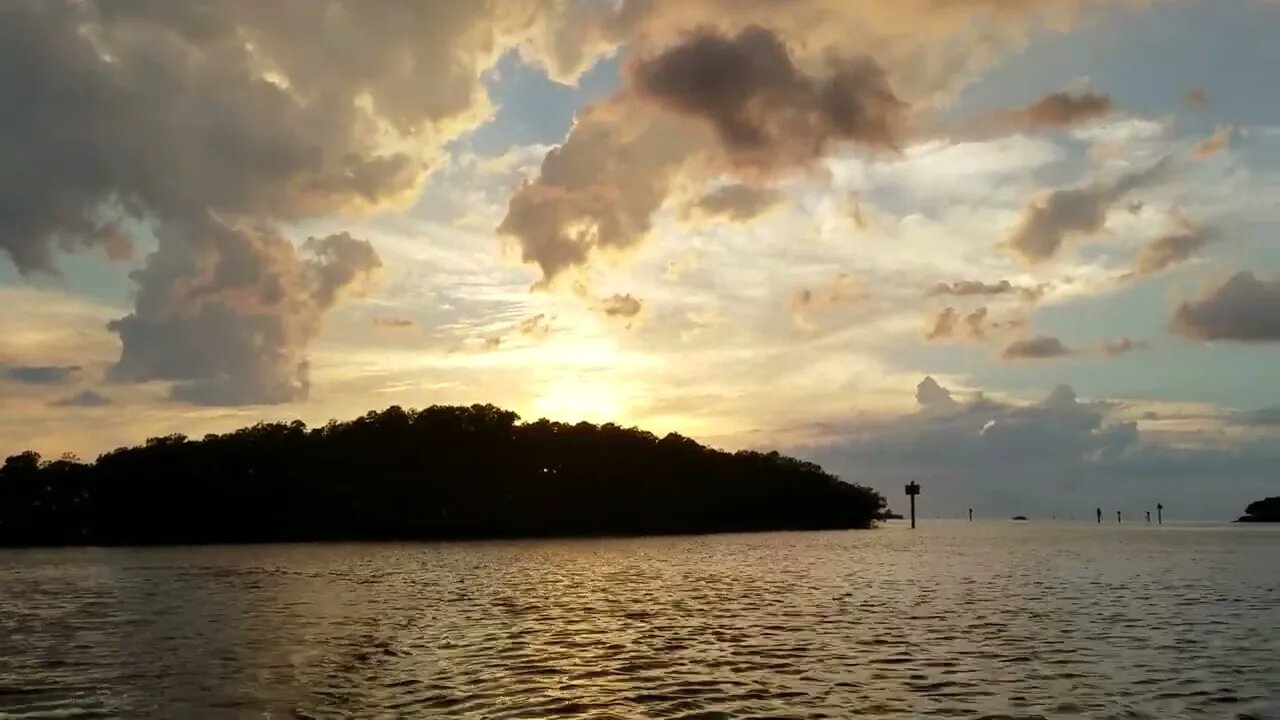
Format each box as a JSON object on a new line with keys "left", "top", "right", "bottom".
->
{"left": 2, "top": 0, "right": 1279, "bottom": 519}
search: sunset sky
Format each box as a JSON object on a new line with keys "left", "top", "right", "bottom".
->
{"left": 3, "top": 0, "right": 1279, "bottom": 517}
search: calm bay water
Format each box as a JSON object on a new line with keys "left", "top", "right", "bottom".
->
{"left": 1, "top": 521, "right": 1277, "bottom": 719}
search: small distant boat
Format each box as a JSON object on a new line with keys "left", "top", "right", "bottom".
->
{"left": 1011, "top": 515, "right": 1028, "bottom": 521}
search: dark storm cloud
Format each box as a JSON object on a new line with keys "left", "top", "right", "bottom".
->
{"left": 0, "top": 364, "right": 82, "bottom": 385}
{"left": 1007, "top": 158, "right": 1171, "bottom": 263}
{"left": 1002, "top": 335, "right": 1073, "bottom": 360}
{"left": 683, "top": 183, "right": 785, "bottom": 222}
{"left": 52, "top": 389, "right": 112, "bottom": 407}
{"left": 628, "top": 25, "right": 909, "bottom": 169}
{"left": 1172, "top": 272, "right": 1280, "bottom": 342}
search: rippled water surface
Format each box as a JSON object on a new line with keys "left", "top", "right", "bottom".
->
{"left": 1, "top": 522, "right": 1277, "bottom": 719}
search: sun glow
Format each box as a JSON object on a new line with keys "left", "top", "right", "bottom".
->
{"left": 530, "top": 376, "right": 629, "bottom": 425}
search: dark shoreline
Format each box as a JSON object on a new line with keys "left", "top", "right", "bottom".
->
{"left": 1, "top": 404, "right": 886, "bottom": 549}
{"left": 0, "top": 521, "right": 882, "bottom": 551}
{"left": 1235, "top": 496, "right": 1280, "bottom": 523}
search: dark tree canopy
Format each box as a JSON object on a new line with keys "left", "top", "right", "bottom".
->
{"left": 1237, "top": 496, "right": 1280, "bottom": 523}
{"left": 0, "top": 405, "right": 886, "bottom": 547}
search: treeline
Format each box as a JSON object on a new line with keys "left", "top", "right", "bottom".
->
{"left": 0, "top": 404, "right": 885, "bottom": 546}
{"left": 1238, "top": 496, "right": 1279, "bottom": 523}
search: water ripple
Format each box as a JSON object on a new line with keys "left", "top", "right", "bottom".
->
{"left": 0, "top": 522, "right": 1277, "bottom": 718}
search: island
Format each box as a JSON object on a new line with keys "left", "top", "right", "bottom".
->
{"left": 0, "top": 404, "right": 887, "bottom": 547}
{"left": 1236, "top": 497, "right": 1280, "bottom": 523}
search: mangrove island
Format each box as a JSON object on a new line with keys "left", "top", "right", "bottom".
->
{"left": 1237, "top": 496, "right": 1280, "bottom": 523}
{"left": 0, "top": 404, "right": 886, "bottom": 547}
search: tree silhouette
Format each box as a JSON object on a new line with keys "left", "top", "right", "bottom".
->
{"left": 1238, "top": 496, "right": 1280, "bottom": 523}
{"left": 0, "top": 405, "right": 886, "bottom": 547}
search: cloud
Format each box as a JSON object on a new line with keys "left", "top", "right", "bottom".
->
{"left": 1191, "top": 125, "right": 1233, "bottom": 159}
{"left": 927, "top": 279, "right": 1047, "bottom": 301}
{"left": 0, "top": 0, "right": 564, "bottom": 404}
{"left": 107, "top": 220, "right": 381, "bottom": 405}
{"left": 52, "top": 389, "right": 112, "bottom": 408}
{"left": 925, "top": 307, "right": 959, "bottom": 340}
{"left": 795, "top": 377, "right": 1280, "bottom": 518}
{"left": 540, "top": 0, "right": 1141, "bottom": 104}
{"left": 915, "top": 376, "right": 956, "bottom": 409}
{"left": 503, "top": 6, "right": 1149, "bottom": 286}
{"left": 498, "top": 100, "right": 705, "bottom": 285}
{"left": 1172, "top": 271, "right": 1280, "bottom": 342}
{"left": 789, "top": 273, "right": 866, "bottom": 328}
{"left": 800, "top": 375, "right": 1280, "bottom": 519}
{"left": 1007, "top": 158, "right": 1171, "bottom": 263}
{"left": 1096, "top": 338, "right": 1149, "bottom": 357}
{"left": 1128, "top": 222, "right": 1212, "bottom": 277}
{"left": 0, "top": 364, "right": 81, "bottom": 385}
{"left": 0, "top": 1, "right": 551, "bottom": 274}
{"left": 845, "top": 194, "right": 869, "bottom": 230}
{"left": 963, "top": 307, "right": 991, "bottom": 340}
{"left": 1230, "top": 406, "right": 1280, "bottom": 427}
{"left": 599, "top": 293, "right": 644, "bottom": 319}
{"left": 500, "top": 23, "right": 911, "bottom": 284}
{"left": 925, "top": 306, "right": 1002, "bottom": 341}
{"left": 929, "top": 280, "right": 1016, "bottom": 297}
{"left": 802, "top": 378, "right": 1207, "bottom": 518}
{"left": 683, "top": 183, "right": 785, "bottom": 223}
{"left": 1011, "top": 91, "right": 1114, "bottom": 129}
{"left": 664, "top": 251, "right": 702, "bottom": 281}
{"left": 374, "top": 317, "right": 415, "bottom": 329}
{"left": 517, "top": 314, "right": 554, "bottom": 339}
{"left": 473, "top": 314, "right": 555, "bottom": 352}
{"left": 628, "top": 25, "right": 909, "bottom": 170}
{"left": 1002, "top": 335, "right": 1074, "bottom": 359}
{"left": 960, "top": 90, "right": 1114, "bottom": 138}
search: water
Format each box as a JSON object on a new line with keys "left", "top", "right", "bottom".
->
{"left": 1, "top": 521, "right": 1277, "bottom": 719}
